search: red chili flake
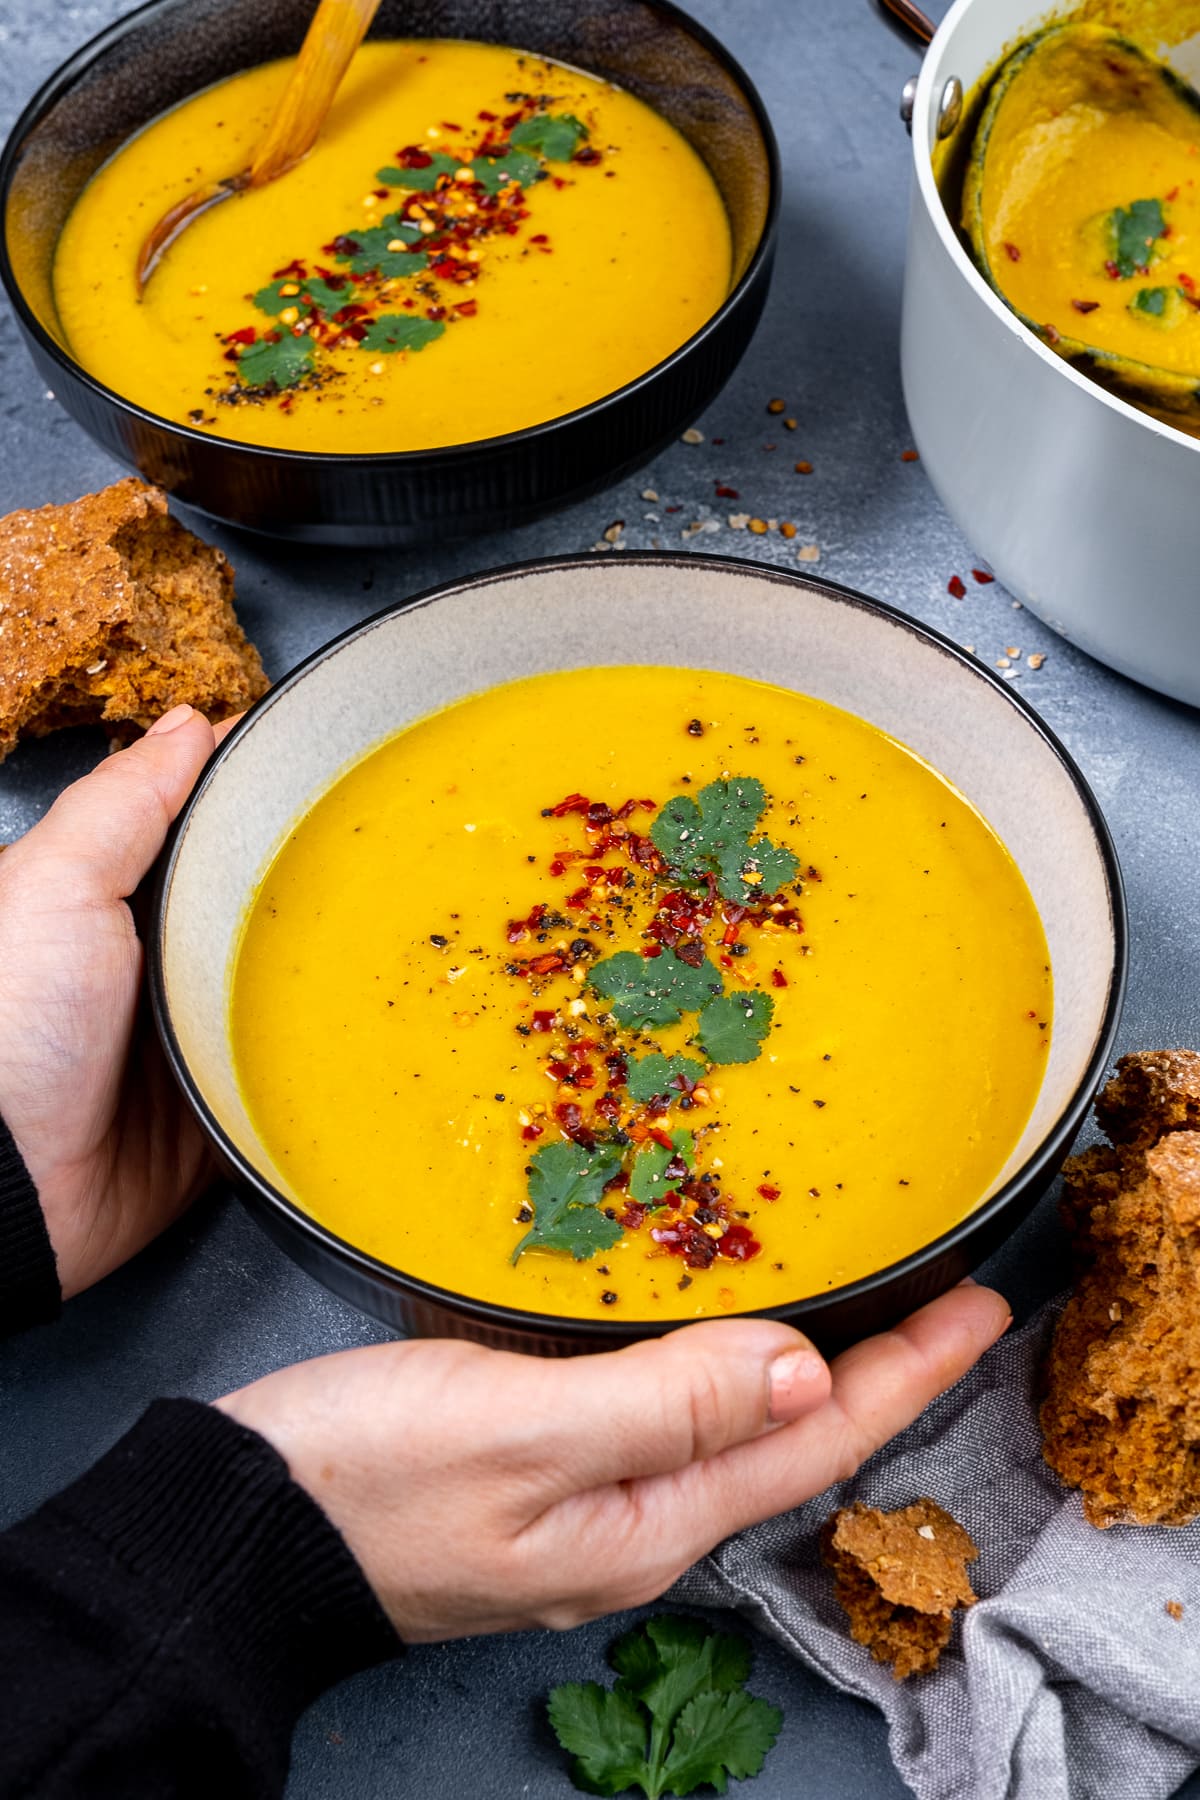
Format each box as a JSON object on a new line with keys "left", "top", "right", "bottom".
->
{"left": 715, "top": 484, "right": 740, "bottom": 498}
{"left": 594, "top": 1093, "right": 621, "bottom": 1121}
{"left": 605, "top": 1053, "right": 628, "bottom": 1086}
{"left": 271, "top": 258, "right": 307, "bottom": 280}
{"left": 641, "top": 944, "right": 662, "bottom": 959}
{"left": 478, "top": 108, "right": 498, "bottom": 121}
{"left": 441, "top": 119, "right": 462, "bottom": 130}
{"left": 947, "top": 574, "right": 967, "bottom": 599}
{"left": 757, "top": 1183, "right": 781, "bottom": 1201}
{"left": 1105, "top": 259, "right": 1121, "bottom": 280}
{"left": 770, "top": 968, "right": 788, "bottom": 989}
{"left": 1043, "top": 322, "right": 1061, "bottom": 344}
{"left": 430, "top": 258, "right": 460, "bottom": 280}
{"left": 1182, "top": 272, "right": 1198, "bottom": 295}
{"left": 622, "top": 1201, "right": 648, "bottom": 1230}
{"left": 718, "top": 1224, "right": 761, "bottom": 1261}
{"left": 530, "top": 1010, "right": 556, "bottom": 1033}
{"left": 528, "top": 952, "right": 565, "bottom": 975}
{"left": 546, "top": 1060, "right": 571, "bottom": 1080}
{"left": 426, "top": 305, "right": 447, "bottom": 321}
{"left": 373, "top": 188, "right": 390, "bottom": 200}
{"left": 1004, "top": 241, "right": 1021, "bottom": 262}
{"left": 1167, "top": 185, "right": 1181, "bottom": 201}
{"left": 719, "top": 954, "right": 734, "bottom": 970}
{"left": 332, "top": 303, "right": 370, "bottom": 323}
{"left": 565, "top": 886, "right": 590, "bottom": 909}
{"left": 325, "top": 234, "right": 361, "bottom": 257}
{"left": 1071, "top": 299, "right": 1100, "bottom": 314}
{"left": 971, "top": 568, "right": 994, "bottom": 584}
{"left": 574, "top": 145, "right": 602, "bottom": 166}
{"left": 529, "top": 233, "right": 550, "bottom": 244}
{"left": 900, "top": 448, "right": 920, "bottom": 462}
{"left": 555, "top": 1102, "right": 594, "bottom": 1147}
{"left": 224, "top": 326, "right": 257, "bottom": 346}
{"left": 398, "top": 146, "right": 433, "bottom": 168}
{"left": 639, "top": 799, "right": 656, "bottom": 812}
{"left": 521, "top": 1123, "right": 544, "bottom": 1142}
{"left": 549, "top": 792, "right": 590, "bottom": 817}
{"left": 721, "top": 922, "right": 741, "bottom": 946}
{"left": 664, "top": 504, "right": 682, "bottom": 514}
{"left": 586, "top": 802, "right": 614, "bottom": 827}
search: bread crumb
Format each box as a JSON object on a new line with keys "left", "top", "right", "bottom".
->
{"left": 0, "top": 478, "right": 266, "bottom": 761}
{"left": 822, "top": 1498, "right": 977, "bottom": 1680}
{"left": 1041, "top": 1051, "right": 1200, "bottom": 1527}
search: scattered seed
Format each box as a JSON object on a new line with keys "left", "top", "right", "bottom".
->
{"left": 780, "top": 521, "right": 797, "bottom": 539}
{"left": 900, "top": 448, "right": 920, "bottom": 462}
{"left": 767, "top": 397, "right": 786, "bottom": 414}
{"left": 681, "top": 427, "right": 704, "bottom": 444}
{"left": 796, "top": 543, "right": 821, "bottom": 563}
{"left": 748, "top": 518, "right": 768, "bottom": 535}
{"left": 640, "top": 487, "right": 658, "bottom": 502}
{"left": 794, "top": 460, "right": 813, "bottom": 474}
{"left": 1027, "top": 652, "right": 1046, "bottom": 669}
{"left": 784, "top": 417, "right": 798, "bottom": 430}
{"left": 603, "top": 520, "right": 624, "bottom": 543}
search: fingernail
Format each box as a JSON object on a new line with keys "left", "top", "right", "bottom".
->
{"left": 146, "top": 704, "right": 195, "bottom": 737}
{"left": 767, "top": 1346, "right": 829, "bottom": 1423}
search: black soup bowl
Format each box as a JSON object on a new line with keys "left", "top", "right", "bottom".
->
{"left": 0, "top": 0, "right": 777, "bottom": 546}
{"left": 149, "top": 554, "right": 1127, "bottom": 1357}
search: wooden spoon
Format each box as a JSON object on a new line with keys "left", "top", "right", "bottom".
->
{"left": 136, "top": 0, "right": 382, "bottom": 295}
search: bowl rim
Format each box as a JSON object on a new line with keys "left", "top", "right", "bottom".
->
{"left": 148, "top": 549, "right": 1129, "bottom": 1342}
{"left": 913, "top": 0, "right": 1200, "bottom": 458}
{"left": 0, "top": 0, "right": 780, "bottom": 467}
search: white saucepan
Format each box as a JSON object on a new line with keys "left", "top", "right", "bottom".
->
{"left": 876, "top": 0, "right": 1200, "bottom": 706}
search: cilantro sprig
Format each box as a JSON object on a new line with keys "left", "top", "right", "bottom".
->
{"left": 509, "top": 112, "right": 588, "bottom": 159}
{"left": 547, "top": 1615, "right": 782, "bottom": 1798}
{"left": 650, "top": 778, "right": 800, "bottom": 903}
{"left": 626, "top": 1054, "right": 708, "bottom": 1107}
{"left": 589, "top": 949, "right": 722, "bottom": 1030}
{"left": 1106, "top": 197, "right": 1167, "bottom": 278}
{"left": 234, "top": 334, "right": 315, "bottom": 392}
{"left": 510, "top": 1142, "right": 624, "bottom": 1264}
{"left": 695, "top": 992, "right": 774, "bottom": 1065}
{"left": 628, "top": 1129, "right": 694, "bottom": 1206}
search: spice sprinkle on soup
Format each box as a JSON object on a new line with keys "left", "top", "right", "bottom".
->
{"left": 229, "top": 667, "right": 1052, "bottom": 1323}
{"left": 51, "top": 40, "right": 732, "bottom": 452}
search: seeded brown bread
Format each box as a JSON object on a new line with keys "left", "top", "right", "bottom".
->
{"left": 1041, "top": 1050, "right": 1200, "bottom": 1528}
{"left": 0, "top": 477, "right": 267, "bottom": 759}
{"left": 821, "top": 1498, "right": 978, "bottom": 1680}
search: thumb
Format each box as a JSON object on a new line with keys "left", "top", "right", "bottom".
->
{"left": 15, "top": 705, "right": 216, "bottom": 904}
{"left": 539, "top": 1319, "right": 832, "bottom": 1496}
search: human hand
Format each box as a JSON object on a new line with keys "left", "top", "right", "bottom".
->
{"left": 0, "top": 705, "right": 234, "bottom": 1297}
{"left": 217, "top": 1282, "right": 1009, "bottom": 1641}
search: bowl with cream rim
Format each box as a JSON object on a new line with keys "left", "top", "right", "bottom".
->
{"left": 149, "top": 553, "right": 1126, "bottom": 1355}
{"left": 0, "top": 0, "right": 776, "bottom": 545}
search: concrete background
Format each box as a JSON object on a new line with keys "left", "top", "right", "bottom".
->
{"left": 0, "top": 0, "right": 1197, "bottom": 1794}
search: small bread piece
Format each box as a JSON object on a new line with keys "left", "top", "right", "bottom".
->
{"left": 0, "top": 477, "right": 267, "bottom": 760}
{"left": 821, "top": 1498, "right": 978, "bottom": 1680}
{"left": 1041, "top": 1051, "right": 1200, "bottom": 1527}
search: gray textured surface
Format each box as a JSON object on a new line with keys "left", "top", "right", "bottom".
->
{"left": 0, "top": 1, "right": 1196, "bottom": 1796}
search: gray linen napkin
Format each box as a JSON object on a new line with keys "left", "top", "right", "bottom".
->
{"left": 671, "top": 1301, "right": 1200, "bottom": 1800}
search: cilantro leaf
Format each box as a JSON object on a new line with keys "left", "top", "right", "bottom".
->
{"left": 589, "top": 950, "right": 722, "bottom": 1030}
{"left": 694, "top": 991, "right": 773, "bottom": 1065}
{"left": 510, "top": 1140, "right": 624, "bottom": 1263}
{"left": 253, "top": 275, "right": 350, "bottom": 317}
{"left": 628, "top": 1129, "right": 694, "bottom": 1206}
{"left": 547, "top": 1682, "right": 650, "bottom": 1797}
{"left": 637, "top": 1618, "right": 753, "bottom": 1722}
{"left": 358, "top": 314, "right": 445, "bottom": 354}
{"left": 548, "top": 1615, "right": 781, "bottom": 1798}
{"left": 333, "top": 223, "right": 428, "bottom": 278}
{"left": 508, "top": 112, "right": 588, "bottom": 160}
{"left": 471, "top": 148, "right": 543, "bottom": 194}
{"left": 1108, "top": 196, "right": 1166, "bottom": 277}
{"left": 658, "top": 1690, "right": 782, "bottom": 1795}
{"left": 626, "top": 1053, "right": 708, "bottom": 1106}
{"left": 233, "top": 334, "right": 315, "bottom": 391}
{"left": 375, "top": 152, "right": 460, "bottom": 190}
{"left": 650, "top": 778, "right": 799, "bottom": 903}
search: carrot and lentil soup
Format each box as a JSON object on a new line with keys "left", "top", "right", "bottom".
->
{"left": 228, "top": 667, "right": 1051, "bottom": 1323}
{"left": 51, "top": 40, "right": 732, "bottom": 451}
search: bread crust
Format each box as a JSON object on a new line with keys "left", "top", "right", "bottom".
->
{"left": 0, "top": 477, "right": 267, "bottom": 759}
{"left": 1041, "top": 1050, "right": 1200, "bottom": 1527}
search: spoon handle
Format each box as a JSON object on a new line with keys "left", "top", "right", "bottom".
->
{"left": 868, "top": 0, "right": 935, "bottom": 50}
{"left": 250, "top": 0, "right": 384, "bottom": 186}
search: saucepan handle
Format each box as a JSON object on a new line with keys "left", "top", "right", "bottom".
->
{"left": 868, "top": 0, "right": 935, "bottom": 49}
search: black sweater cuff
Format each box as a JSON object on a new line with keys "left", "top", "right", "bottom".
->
{"left": 52, "top": 1397, "right": 401, "bottom": 1716}
{"left": 0, "top": 1112, "right": 59, "bottom": 1335}
{"left": 0, "top": 1398, "right": 401, "bottom": 1796}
